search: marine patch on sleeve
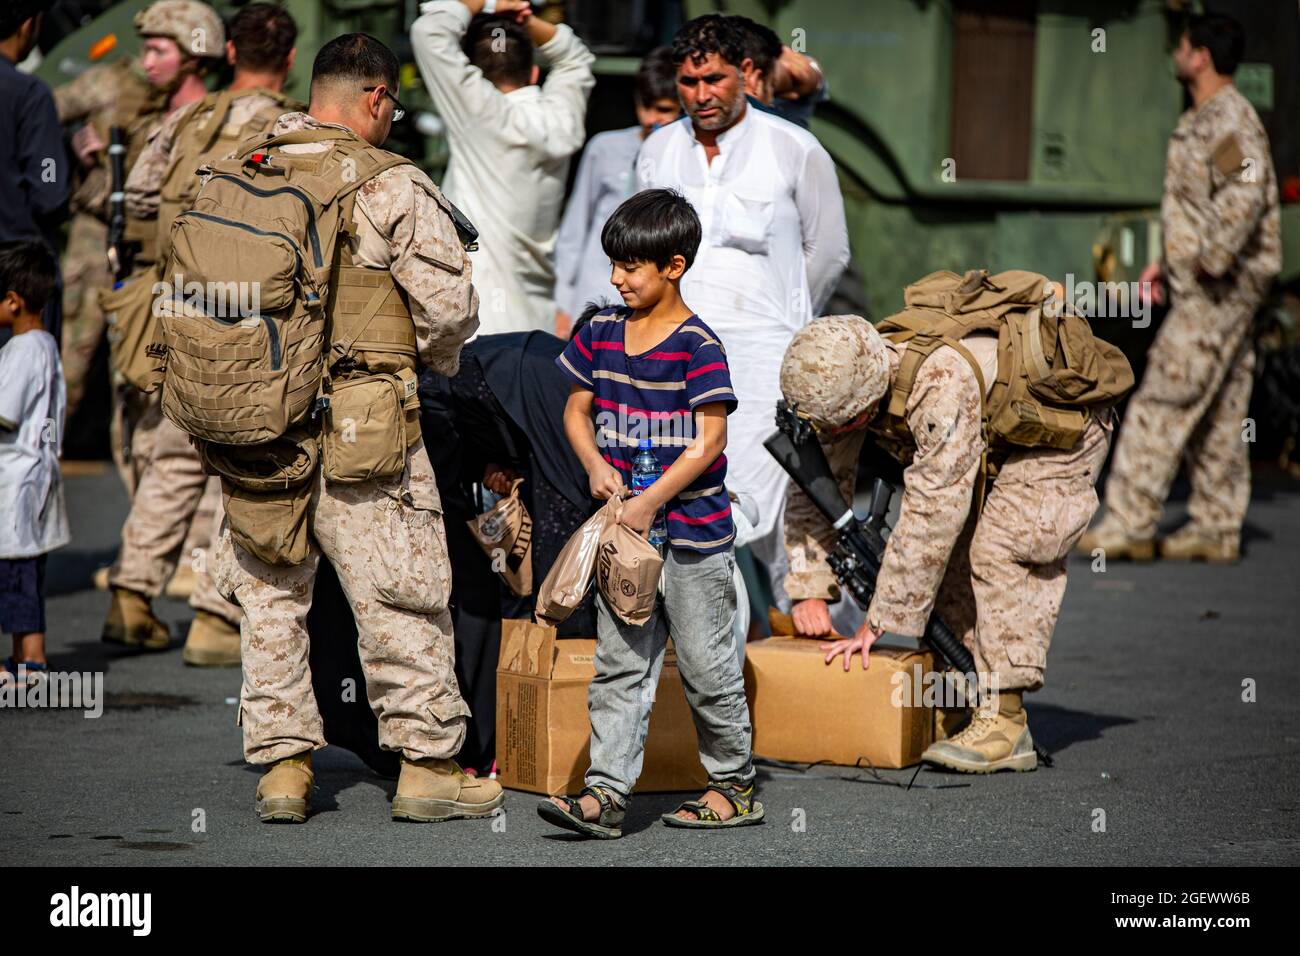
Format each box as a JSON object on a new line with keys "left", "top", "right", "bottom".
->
{"left": 1212, "top": 134, "right": 1247, "bottom": 179}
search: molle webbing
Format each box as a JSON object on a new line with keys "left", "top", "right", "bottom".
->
{"left": 330, "top": 266, "right": 417, "bottom": 358}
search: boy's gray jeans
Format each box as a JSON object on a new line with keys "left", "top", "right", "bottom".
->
{"left": 585, "top": 546, "right": 755, "bottom": 802}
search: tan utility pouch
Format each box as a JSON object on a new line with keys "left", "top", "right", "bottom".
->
{"left": 101, "top": 268, "right": 164, "bottom": 392}
{"left": 467, "top": 477, "right": 534, "bottom": 596}
{"left": 320, "top": 367, "right": 419, "bottom": 484}
{"left": 201, "top": 431, "right": 319, "bottom": 567}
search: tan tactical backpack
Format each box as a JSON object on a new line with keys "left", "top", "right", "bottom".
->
{"left": 155, "top": 88, "right": 298, "bottom": 263}
{"left": 157, "top": 127, "right": 415, "bottom": 445}
{"left": 874, "top": 269, "right": 1134, "bottom": 455}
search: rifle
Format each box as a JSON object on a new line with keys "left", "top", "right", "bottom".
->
{"left": 106, "top": 125, "right": 130, "bottom": 281}
{"left": 764, "top": 399, "right": 979, "bottom": 691}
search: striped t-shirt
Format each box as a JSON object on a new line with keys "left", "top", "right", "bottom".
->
{"left": 557, "top": 307, "right": 738, "bottom": 554}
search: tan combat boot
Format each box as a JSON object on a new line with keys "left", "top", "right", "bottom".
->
{"left": 181, "top": 612, "right": 241, "bottom": 667}
{"left": 921, "top": 690, "right": 1037, "bottom": 773}
{"left": 1159, "top": 525, "right": 1240, "bottom": 563}
{"left": 164, "top": 565, "right": 197, "bottom": 600}
{"left": 391, "top": 757, "right": 505, "bottom": 822}
{"left": 256, "top": 753, "right": 314, "bottom": 823}
{"left": 102, "top": 587, "right": 170, "bottom": 650}
{"left": 1075, "top": 516, "right": 1155, "bottom": 562}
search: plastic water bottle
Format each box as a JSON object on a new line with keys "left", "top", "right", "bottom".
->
{"left": 631, "top": 438, "right": 668, "bottom": 548}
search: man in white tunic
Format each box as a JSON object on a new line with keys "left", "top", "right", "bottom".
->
{"left": 411, "top": 0, "right": 595, "bottom": 335}
{"left": 636, "top": 14, "right": 849, "bottom": 610}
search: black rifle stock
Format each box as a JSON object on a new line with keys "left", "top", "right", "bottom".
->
{"left": 107, "top": 125, "right": 129, "bottom": 280}
{"left": 764, "top": 400, "right": 978, "bottom": 681}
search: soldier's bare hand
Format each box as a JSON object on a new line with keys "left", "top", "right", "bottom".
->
{"left": 792, "top": 598, "right": 832, "bottom": 637}
{"left": 72, "top": 124, "right": 104, "bottom": 167}
{"left": 1138, "top": 260, "right": 1164, "bottom": 307}
{"left": 588, "top": 463, "right": 625, "bottom": 500}
{"left": 555, "top": 310, "right": 572, "bottom": 338}
{"left": 821, "top": 620, "right": 882, "bottom": 671}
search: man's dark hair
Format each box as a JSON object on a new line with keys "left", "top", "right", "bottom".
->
{"left": 671, "top": 13, "right": 748, "bottom": 69}
{"left": 464, "top": 14, "right": 532, "bottom": 89}
{"left": 731, "top": 15, "right": 782, "bottom": 78}
{"left": 1185, "top": 13, "right": 1245, "bottom": 76}
{"left": 601, "top": 188, "right": 701, "bottom": 272}
{"left": 0, "top": 240, "right": 57, "bottom": 313}
{"left": 229, "top": 2, "right": 297, "bottom": 73}
{"left": 634, "top": 46, "right": 677, "bottom": 107}
{"left": 310, "top": 33, "right": 398, "bottom": 93}
{"left": 0, "top": 0, "right": 50, "bottom": 41}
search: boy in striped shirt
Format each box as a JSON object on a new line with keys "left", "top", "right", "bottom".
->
{"left": 539, "top": 188, "right": 761, "bottom": 837}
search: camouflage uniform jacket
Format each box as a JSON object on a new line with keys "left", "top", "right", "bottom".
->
{"left": 259, "top": 111, "right": 480, "bottom": 377}
{"left": 784, "top": 335, "right": 997, "bottom": 636}
{"left": 1161, "top": 83, "right": 1281, "bottom": 303}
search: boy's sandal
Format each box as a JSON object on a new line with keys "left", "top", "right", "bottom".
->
{"left": 536, "top": 785, "right": 626, "bottom": 839}
{"left": 661, "top": 779, "right": 765, "bottom": 829}
{"left": 2, "top": 658, "right": 48, "bottom": 688}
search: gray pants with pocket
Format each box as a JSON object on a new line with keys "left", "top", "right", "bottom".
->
{"left": 585, "top": 546, "right": 755, "bottom": 801}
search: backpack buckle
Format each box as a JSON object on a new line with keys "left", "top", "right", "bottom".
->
{"left": 311, "top": 396, "right": 331, "bottom": 419}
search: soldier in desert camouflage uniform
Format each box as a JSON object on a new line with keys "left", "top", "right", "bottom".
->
{"left": 781, "top": 315, "right": 1114, "bottom": 773}
{"left": 1079, "top": 14, "right": 1281, "bottom": 564}
{"left": 55, "top": 58, "right": 166, "bottom": 423}
{"left": 204, "top": 33, "right": 501, "bottom": 824}
{"left": 102, "top": 2, "right": 297, "bottom": 663}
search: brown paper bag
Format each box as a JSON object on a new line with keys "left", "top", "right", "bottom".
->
{"left": 533, "top": 496, "right": 621, "bottom": 626}
{"left": 467, "top": 477, "right": 534, "bottom": 596}
{"left": 597, "top": 502, "right": 664, "bottom": 626}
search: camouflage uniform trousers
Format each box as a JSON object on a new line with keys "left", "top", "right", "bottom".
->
{"left": 188, "top": 477, "right": 241, "bottom": 626}
{"left": 933, "top": 413, "right": 1113, "bottom": 693}
{"left": 210, "top": 439, "right": 468, "bottom": 765}
{"left": 108, "top": 392, "right": 217, "bottom": 597}
{"left": 60, "top": 212, "right": 112, "bottom": 419}
{"left": 1100, "top": 286, "right": 1258, "bottom": 542}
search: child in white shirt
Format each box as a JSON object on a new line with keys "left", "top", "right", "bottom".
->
{"left": 0, "top": 240, "right": 69, "bottom": 687}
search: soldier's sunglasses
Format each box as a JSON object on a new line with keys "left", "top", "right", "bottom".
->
{"left": 363, "top": 86, "right": 406, "bottom": 121}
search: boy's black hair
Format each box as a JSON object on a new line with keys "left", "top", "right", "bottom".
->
{"left": 1184, "top": 13, "right": 1245, "bottom": 76}
{"left": 464, "top": 14, "right": 533, "bottom": 89}
{"left": 731, "top": 15, "right": 782, "bottom": 79}
{"left": 229, "top": 2, "right": 298, "bottom": 73}
{"left": 311, "top": 33, "right": 398, "bottom": 93}
{"left": 634, "top": 46, "right": 678, "bottom": 107}
{"left": 601, "top": 188, "right": 701, "bottom": 272}
{"left": 0, "top": 240, "right": 57, "bottom": 314}
{"left": 0, "top": 0, "right": 49, "bottom": 41}
{"left": 671, "top": 14, "right": 748, "bottom": 69}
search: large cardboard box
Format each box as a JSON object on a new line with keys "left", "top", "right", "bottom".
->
{"left": 496, "top": 618, "right": 707, "bottom": 795}
{"left": 744, "top": 636, "right": 939, "bottom": 769}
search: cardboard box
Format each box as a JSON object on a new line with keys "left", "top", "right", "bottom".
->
{"left": 496, "top": 618, "right": 707, "bottom": 795}
{"left": 743, "top": 636, "right": 939, "bottom": 769}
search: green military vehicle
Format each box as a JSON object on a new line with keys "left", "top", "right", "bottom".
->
{"left": 34, "top": 0, "right": 1300, "bottom": 457}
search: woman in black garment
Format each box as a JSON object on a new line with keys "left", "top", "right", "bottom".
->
{"left": 307, "top": 313, "right": 603, "bottom": 777}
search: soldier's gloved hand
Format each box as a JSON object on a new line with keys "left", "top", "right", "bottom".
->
{"left": 792, "top": 598, "right": 832, "bottom": 637}
{"left": 821, "top": 620, "right": 883, "bottom": 672}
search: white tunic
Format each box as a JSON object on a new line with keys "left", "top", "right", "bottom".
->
{"left": 636, "top": 105, "right": 850, "bottom": 565}
{"left": 411, "top": 1, "right": 596, "bottom": 336}
{"left": 0, "top": 330, "right": 69, "bottom": 559}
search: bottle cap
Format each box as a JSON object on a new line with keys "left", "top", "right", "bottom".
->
{"left": 638, "top": 438, "right": 653, "bottom": 449}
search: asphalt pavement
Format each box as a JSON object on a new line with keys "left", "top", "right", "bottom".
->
{"left": 3, "top": 461, "right": 1298, "bottom": 866}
